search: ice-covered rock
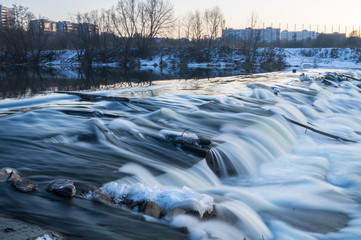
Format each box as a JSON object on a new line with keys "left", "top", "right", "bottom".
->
{"left": 101, "top": 182, "right": 214, "bottom": 217}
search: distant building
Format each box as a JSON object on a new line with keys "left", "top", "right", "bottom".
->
{"left": 222, "top": 27, "right": 280, "bottom": 43}
{"left": 30, "top": 19, "right": 57, "bottom": 32}
{"left": 281, "top": 30, "right": 318, "bottom": 42}
{"left": 56, "top": 21, "right": 73, "bottom": 32}
{"left": 261, "top": 27, "right": 281, "bottom": 43}
{"left": 0, "top": 5, "right": 7, "bottom": 27}
{"left": 0, "top": 5, "right": 14, "bottom": 27}
{"left": 73, "top": 23, "right": 99, "bottom": 34}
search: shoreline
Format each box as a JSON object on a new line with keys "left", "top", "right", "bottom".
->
{"left": 0, "top": 214, "right": 65, "bottom": 240}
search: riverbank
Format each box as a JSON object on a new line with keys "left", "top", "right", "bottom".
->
{"left": 41, "top": 47, "right": 361, "bottom": 71}
{"left": 0, "top": 214, "right": 64, "bottom": 240}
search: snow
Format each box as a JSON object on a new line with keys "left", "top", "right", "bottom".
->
{"left": 42, "top": 48, "right": 361, "bottom": 74}
{"left": 101, "top": 182, "right": 214, "bottom": 217}
{"left": 35, "top": 234, "right": 53, "bottom": 240}
{"left": 284, "top": 48, "right": 361, "bottom": 69}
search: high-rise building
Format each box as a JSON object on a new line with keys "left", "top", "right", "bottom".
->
{"left": 0, "top": 5, "right": 7, "bottom": 27}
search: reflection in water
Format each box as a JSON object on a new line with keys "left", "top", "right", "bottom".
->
{"left": 0, "top": 66, "right": 243, "bottom": 99}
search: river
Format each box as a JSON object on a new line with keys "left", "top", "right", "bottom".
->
{"left": 1, "top": 68, "right": 361, "bottom": 240}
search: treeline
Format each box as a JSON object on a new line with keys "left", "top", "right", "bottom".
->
{"left": 0, "top": 1, "right": 173, "bottom": 65}
{"left": 0, "top": 1, "right": 284, "bottom": 71}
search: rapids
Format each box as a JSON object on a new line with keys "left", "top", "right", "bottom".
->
{"left": 1, "top": 69, "right": 361, "bottom": 239}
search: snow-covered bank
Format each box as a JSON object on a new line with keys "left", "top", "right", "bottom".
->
{"left": 285, "top": 48, "right": 361, "bottom": 69}
{"left": 43, "top": 48, "right": 361, "bottom": 71}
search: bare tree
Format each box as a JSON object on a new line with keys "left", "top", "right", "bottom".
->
{"left": 28, "top": 18, "right": 50, "bottom": 64}
{"left": 182, "top": 12, "right": 193, "bottom": 41}
{"left": 0, "top": 4, "right": 35, "bottom": 63}
{"left": 73, "top": 10, "right": 101, "bottom": 65}
{"left": 110, "top": 0, "right": 139, "bottom": 65}
{"left": 204, "top": 6, "right": 225, "bottom": 60}
{"left": 204, "top": 7, "right": 224, "bottom": 45}
{"left": 137, "top": 0, "right": 174, "bottom": 54}
{"left": 189, "top": 10, "right": 203, "bottom": 47}
{"left": 243, "top": 12, "right": 261, "bottom": 72}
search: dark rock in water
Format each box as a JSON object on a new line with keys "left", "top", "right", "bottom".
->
{"left": 77, "top": 133, "right": 98, "bottom": 143}
{"left": 198, "top": 139, "right": 212, "bottom": 146}
{"left": 13, "top": 179, "right": 38, "bottom": 193}
{"left": 91, "top": 190, "right": 113, "bottom": 204}
{"left": 176, "top": 227, "right": 189, "bottom": 234}
{"left": 6, "top": 171, "right": 20, "bottom": 184}
{"left": 47, "top": 180, "right": 76, "bottom": 198}
{"left": 180, "top": 143, "right": 209, "bottom": 158}
{"left": 144, "top": 201, "right": 162, "bottom": 218}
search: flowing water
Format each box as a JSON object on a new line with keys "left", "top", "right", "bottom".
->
{"left": 1, "top": 69, "right": 361, "bottom": 240}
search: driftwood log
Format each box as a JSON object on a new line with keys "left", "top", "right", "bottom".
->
{"left": 56, "top": 91, "right": 130, "bottom": 102}
{"left": 285, "top": 117, "right": 356, "bottom": 143}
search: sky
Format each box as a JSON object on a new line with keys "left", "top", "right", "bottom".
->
{"left": 1, "top": 0, "right": 361, "bottom": 33}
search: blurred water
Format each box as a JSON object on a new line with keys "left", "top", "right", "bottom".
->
{"left": 1, "top": 69, "right": 361, "bottom": 239}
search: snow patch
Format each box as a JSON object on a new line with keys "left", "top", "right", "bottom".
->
{"left": 101, "top": 182, "right": 214, "bottom": 217}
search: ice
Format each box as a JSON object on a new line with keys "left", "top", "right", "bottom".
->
{"left": 101, "top": 182, "right": 214, "bottom": 217}
{"left": 35, "top": 234, "right": 54, "bottom": 240}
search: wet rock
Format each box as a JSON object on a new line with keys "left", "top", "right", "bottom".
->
{"left": 0, "top": 168, "right": 13, "bottom": 180}
{"left": 185, "top": 205, "right": 217, "bottom": 220}
{"left": 6, "top": 171, "right": 20, "bottom": 184}
{"left": 47, "top": 179, "right": 76, "bottom": 198}
{"left": 144, "top": 201, "right": 162, "bottom": 218}
{"left": 165, "top": 208, "right": 186, "bottom": 220}
{"left": 91, "top": 190, "right": 113, "bottom": 204}
{"left": 177, "top": 227, "right": 189, "bottom": 234}
{"left": 13, "top": 179, "right": 38, "bottom": 193}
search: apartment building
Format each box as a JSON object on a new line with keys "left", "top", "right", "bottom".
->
{"left": 56, "top": 21, "right": 73, "bottom": 32}
{"left": 0, "top": 5, "right": 6, "bottom": 27}
{"left": 30, "top": 19, "right": 97, "bottom": 34}
{"left": 280, "top": 30, "right": 319, "bottom": 42}
{"left": 30, "top": 19, "right": 57, "bottom": 32}
{"left": 223, "top": 27, "right": 281, "bottom": 43}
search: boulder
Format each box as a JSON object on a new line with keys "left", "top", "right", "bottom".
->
{"left": 6, "top": 171, "right": 20, "bottom": 184}
{"left": 47, "top": 179, "right": 76, "bottom": 198}
{"left": 165, "top": 208, "right": 186, "bottom": 220}
{"left": 144, "top": 201, "right": 162, "bottom": 218}
{"left": 0, "top": 168, "right": 13, "bottom": 180}
{"left": 13, "top": 179, "right": 38, "bottom": 193}
{"left": 91, "top": 190, "right": 113, "bottom": 204}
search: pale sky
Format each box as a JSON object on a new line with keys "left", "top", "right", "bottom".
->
{"left": 1, "top": 0, "right": 361, "bottom": 33}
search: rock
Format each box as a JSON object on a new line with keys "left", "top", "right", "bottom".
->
{"left": 165, "top": 208, "right": 186, "bottom": 220}
{"left": 47, "top": 179, "right": 76, "bottom": 198}
{"left": 6, "top": 171, "right": 20, "bottom": 184}
{"left": 0, "top": 214, "right": 65, "bottom": 240}
{"left": 13, "top": 179, "right": 38, "bottom": 193}
{"left": 144, "top": 201, "right": 162, "bottom": 218}
{"left": 0, "top": 168, "right": 13, "bottom": 180}
{"left": 91, "top": 190, "right": 113, "bottom": 204}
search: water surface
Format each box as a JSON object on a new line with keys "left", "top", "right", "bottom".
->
{"left": 1, "top": 69, "right": 361, "bottom": 239}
